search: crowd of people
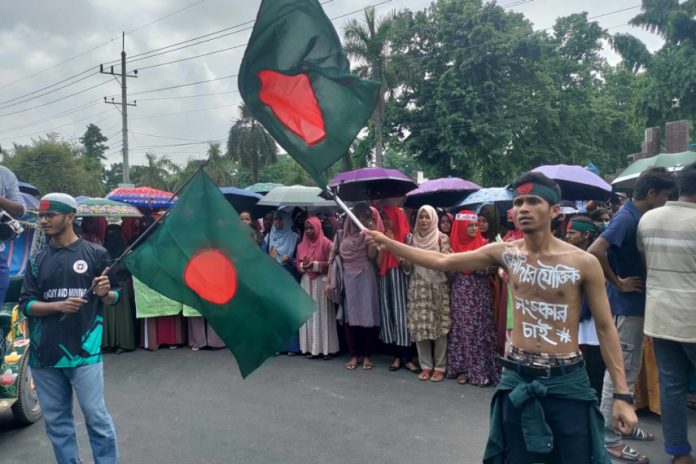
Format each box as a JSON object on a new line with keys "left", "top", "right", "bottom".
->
{"left": 14, "top": 162, "right": 696, "bottom": 464}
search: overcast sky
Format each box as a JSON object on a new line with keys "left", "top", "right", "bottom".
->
{"left": 0, "top": 0, "right": 663, "bottom": 167}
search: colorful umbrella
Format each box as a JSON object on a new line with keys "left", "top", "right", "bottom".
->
{"left": 328, "top": 167, "right": 416, "bottom": 201}
{"left": 77, "top": 198, "right": 143, "bottom": 218}
{"left": 612, "top": 151, "right": 696, "bottom": 191}
{"left": 18, "top": 181, "right": 39, "bottom": 197}
{"left": 220, "top": 187, "right": 263, "bottom": 214}
{"left": 532, "top": 164, "right": 612, "bottom": 201}
{"left": 404, "top": 177, "right": 481, "bottom": 208}
{"left": 257, "top": 185, "right": 336, "bottom": 209}
{"left": 106, "top": 186, "right": 175, "bottom": 209}
{"left": 245, "top": 182, "right": 284, "bottom": 194}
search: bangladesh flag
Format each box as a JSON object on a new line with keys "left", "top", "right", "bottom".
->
{"left": 239, "top": 0, "right": 381, "bottom": 187}
{"left": 123, "top": 170, "right": 315, "bottom": 377}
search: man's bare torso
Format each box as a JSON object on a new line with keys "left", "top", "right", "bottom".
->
{"left": 500, "top": 239, "right": 591, "bottom": 354}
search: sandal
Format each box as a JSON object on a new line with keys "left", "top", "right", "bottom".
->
{"left": 322, "top": 354, "right": 333, "bottom": 360}
{"left": 418, "top": 369, "right": 432, "bottom": 381}
{"left": 457, "top": 374, "right": 469, "bottom": 385}
{"left": 404, "top": 362, "right": 420, "bottom": 374}
{"left": 607, "top": 445, "right": 650, "bottom": 464}
{"left": 430, "top": 371, "right": 445, "bottom": 382}
{"left": 363, "top": 359, "right": 374, "bottom": 370}
{"left": 622, "top": 427, "right": 655, "bottom": 441}
{"left": 345, "top": 359, "right": 359, "bottom": 370}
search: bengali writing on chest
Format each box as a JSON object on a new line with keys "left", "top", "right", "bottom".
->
{"left": 502, "top": 249, "right": 581, "bottom": 290}
{"left": 503, "top": 248, "right": 582, "bottom": 346}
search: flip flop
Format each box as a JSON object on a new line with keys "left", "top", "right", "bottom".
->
{"left": 622, "top": 427, "right": 655, "bottom": 442}
{"left": 607, "top": 445, "right": 650, "bottom": 464}
{"left": 418, "top": 369, "right": 432, "bottom": 381}
{"left": 430, "top": 371, "right": 445, "bottom": 382}
{"left": 345, "top": 361, "right": 358, "bottom": 370}
{"left": 457, "top": 375, "right": 469, "bottom": 385}
{"left": 363, "top": 361, "right": 374, "bottom": 370}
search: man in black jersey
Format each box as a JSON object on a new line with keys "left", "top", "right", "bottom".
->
{"left": 20, "top": 193, "right": 120, "bottom": 464}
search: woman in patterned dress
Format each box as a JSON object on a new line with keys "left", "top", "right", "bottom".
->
{"left": 446, "top": 210, "right": 500, "bottom": 386}
{"left": 296, "top": 216, "right": 339, "bottom": 359}
{"left": 377, "top": 206, "right": 418, "bottom": 373}
{"left": 406, "top": 205, "right": 451, "bottom": 382}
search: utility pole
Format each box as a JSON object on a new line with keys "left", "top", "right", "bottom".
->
{"left": 101, "top": 32, "right": 137, "bottom": 184}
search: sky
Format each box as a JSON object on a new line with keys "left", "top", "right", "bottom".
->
{"left": 0, "top": 0, "right": 664, "bottom": 167}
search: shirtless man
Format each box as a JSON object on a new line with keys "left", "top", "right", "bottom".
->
{"left": 365, "top": 172, "right": 637, "bottom": 463}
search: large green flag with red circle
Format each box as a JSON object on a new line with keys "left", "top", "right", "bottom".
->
{"left": 238, "top": 0, "right": 381, "bottom": 187}
{"left": 123, "top": 170, "right": 315, "bottom": 378}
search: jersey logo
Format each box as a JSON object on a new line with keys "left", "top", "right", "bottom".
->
{"left": 73, "top": 260, "right": 88, "bottom": 274}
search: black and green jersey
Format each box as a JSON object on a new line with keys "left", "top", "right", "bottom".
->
{"left": 19, "top": 238, "right": 118, "bottom": 368}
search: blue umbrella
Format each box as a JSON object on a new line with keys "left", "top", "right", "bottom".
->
{"left": 18, "top": 181, "right": 39, "bottom": 196}
{"left": 220, "top": 187, "right": 263, "bottom": 214}
{"left": 456, "top": 187, "right": 513, "bottom": 208}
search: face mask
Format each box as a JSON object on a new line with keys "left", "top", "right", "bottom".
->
{"left": 602, "top": 220, "right": 610, "bottom": 227}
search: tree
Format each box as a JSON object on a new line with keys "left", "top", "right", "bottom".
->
{"left": 4, "top": 136, "right": 99, "bottom": 196}
{"left": 343, "top": 7, "right": 401, "bottom": 167}
{"left": 610, "top": 0, "right": 696, "bottom": 128}
{"left": 130, "top": 153, "right": 180, "bottom": 190}
{"left": 226, "top": 104, "right": 278, "bottom": 183}
{"left": 202, "top": 142, "right": 234, "bottom": 186}
{"left": 103, "top": 163, "right": 123, "bottom": 192}
{"left": 79, "top": 124, "right": 109, "bottom": 177}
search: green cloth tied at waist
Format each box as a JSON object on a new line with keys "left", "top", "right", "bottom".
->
{"left": 483, "top": 366, "right": 610, "bottom": 463}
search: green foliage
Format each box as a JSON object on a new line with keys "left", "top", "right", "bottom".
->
{"left": 226, "top": 104, "right": 278, "bottom": 182}
{"left": 5, "top": 136, "right": 102, "bottom": 196}
{"left": 234, "top": 154, "right": 316, "bottom": 188}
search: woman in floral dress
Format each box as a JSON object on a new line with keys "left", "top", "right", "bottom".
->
{"left": 406, "top": 205, "right": 451, "bottom": 382}
{"left": 446, "top": 210, "right": 500, "bottom": 386}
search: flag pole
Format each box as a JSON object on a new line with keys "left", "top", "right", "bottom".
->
{"left": 61, "top": 164, "right": 210, "bottom": 320}
{"left": 326, "top": 189, "right": 366, "bottom": 231}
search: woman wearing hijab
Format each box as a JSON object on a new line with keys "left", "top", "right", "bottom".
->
{"left": 263, "top": 210, "right": 301, "bottom": 354}
{"left": 446, "top": 211, "right": 500, "bottom": 386}
{"left": 378, "top": 207, "right": 419, "bottom": 373}
{"left": 406, "top": 205, "right": 451, "bottom": 382}
{"left": 296, "top": 216, "right": 338, "bottom": 359}
{"left": 340, "top": 204, "right": 382, "bottom": 370}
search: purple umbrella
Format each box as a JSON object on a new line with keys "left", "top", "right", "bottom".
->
{"left": 328, "top": 167, "right": 417, "bottom": 201}
{"left": 405, "top": 177, "right": 481, "bottom": 208}
{"left": 532, "top": 164, "right": 612, "bottom": 201}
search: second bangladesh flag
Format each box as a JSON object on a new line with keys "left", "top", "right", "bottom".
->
{"left": 239, "top": 0, "right": 381, "bottom": 187}
{"left": 123, "top": 170, "right": 315, "bottom": 377}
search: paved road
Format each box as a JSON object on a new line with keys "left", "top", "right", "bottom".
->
{"left": 1, "top": 349, "right": 693, "bottom": 463}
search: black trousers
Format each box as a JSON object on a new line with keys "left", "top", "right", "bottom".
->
{"left": 501, "top": 392, "right": 592, "bottom": 464}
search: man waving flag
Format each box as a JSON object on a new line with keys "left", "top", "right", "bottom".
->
{"left": 124, "top": 170, "right": 315, "bottom": 377}
{"left": 239, "top": 0, "right": 381, "bottom": 187}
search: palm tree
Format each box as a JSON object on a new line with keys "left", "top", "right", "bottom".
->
{"left": 203, "top": 142, "right": 234, "bottom": 186}
{"left": 136, "top": 153, "right": 180, "bottom": 190}
{"left": 343, "top": 7, "right": 400, "bottom": 167}
{"left": 226, "top": 104, "right": 278, "bottom": 183}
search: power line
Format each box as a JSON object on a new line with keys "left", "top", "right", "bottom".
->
{"left": 0, "top": 109, "right": 119, "bottom": 142}
{"left": 130, "top": 104, "right": 239, "bottom": 120}
{"left": 126, "top": 0, "right": 207, "bottom": 35}
{"left": 130, "top": 131, "right": 213, "bottom": 142}
{"left": 0, "top": 68, "right": 97, "bottom": 107}
{"left": 136, "top": 89, "right": 238, "bottom": 101}
{"left": 118, "top": 75, "right": 238, "bottom": 98}
{"left": 0, "top": 80, "right": 111, "bottom": 119}
{"left": 0, "top": 99, "right": 102, "bottom": 136}
{"left": 0, "top": 71, "right": 100, "bottom": 111}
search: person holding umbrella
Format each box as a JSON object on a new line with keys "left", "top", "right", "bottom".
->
{"left": 339, "top": 204, "right": 382, "bottom": 370}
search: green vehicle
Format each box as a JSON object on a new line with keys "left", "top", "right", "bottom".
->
{"left": 0, "top": 276, "right": 41, "bottom": 424}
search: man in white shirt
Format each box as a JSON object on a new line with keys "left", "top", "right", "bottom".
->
{"left": 637, "top": 162, "right": 696, "bottom": 464}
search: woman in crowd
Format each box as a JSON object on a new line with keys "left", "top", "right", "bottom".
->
{"left": 406, "top": 205, "right": 451, "bottom": 382}
{"left": 264, "top": 210, "right": 301, "bottom": 354}
{"left": 477, "top": 204, "right": 499, "bottom": 242}
{"left": 377, "top": 207, "right": 418, "bottom": 373}
{"left": 438, "top": 211, "right": 453, "bottom": 237}
{"left": 240, "top": 210, "right": 263, "bottom": 245}
{"left": 297, "top": 216, "right": 338, "bottom": 359}
{"left": 101, "top": 223, "right": 136, "bottom": 354}
{"left": 446, "top": 211, "right": 499, "bottom": 386}
{"left": 340, "top": 204, "right": 381, "bottom": 370}
{"left": 187, "top": 311, "right": 225, "bottom": 351}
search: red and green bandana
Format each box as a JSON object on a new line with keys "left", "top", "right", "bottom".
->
{"left": 512, "top": 182, "right": 560, "bottom": 205}
{"left": 39, "top": 193, "right": 78, "bottom": 214}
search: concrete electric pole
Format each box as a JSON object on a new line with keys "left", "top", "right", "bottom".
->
{"left": 101, "top": 32, "right": 138, "bottom": 185}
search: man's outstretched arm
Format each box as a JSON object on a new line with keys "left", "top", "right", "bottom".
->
{"left": 364, "top": 230, "right": 503, "bottom": 273}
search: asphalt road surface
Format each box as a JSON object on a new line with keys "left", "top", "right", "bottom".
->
{"left": 1, "top": 348, "right": 694, "bottom": 463}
